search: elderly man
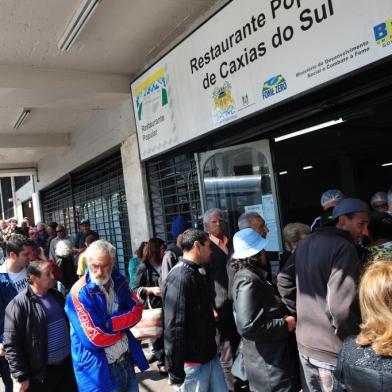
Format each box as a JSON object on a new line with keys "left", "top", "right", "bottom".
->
{"left": 4, "top": 260, "right": 77, "bottom": 392}
{"left": 238, "top": 211, "right": 269, "bottom": 238}
{"left": 48, "top": 224, "right": 68, "bottom": 261}
{"left": 203, "top": 208, "right": 239, "bottom": 392}
{"left": 237, "top": 211, "right": 272, "bottom": 282}
{"left": 65, "top": 240, "right": 147, "bottom": 392}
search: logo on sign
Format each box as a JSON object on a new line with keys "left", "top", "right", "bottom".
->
{"left": 134, "top": 68, "right": 169, "bottom": 121}
{"left": 373, "top": 18, "right": 392, "bottom": 47}
{"left": 212, "top": 81, "right": 236, "bottom": 125}
{"left": 262, "top": 75, "right": 287, "bottom": 99}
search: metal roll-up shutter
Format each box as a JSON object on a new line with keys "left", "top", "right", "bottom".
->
{"left": 41, "top": 177, "right": 76, "bottom": 236}
{"left": 146, "top": 152, "right": 201, "bottom": 243}
{"left": 41, "top": 151, "right": 131, "bottom": 274}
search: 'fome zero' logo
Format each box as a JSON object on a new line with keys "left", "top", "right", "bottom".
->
{"left": 262, "top": 75, "right": 287, "bottom": 99}
{"left": 374, "top": 18, "right": 392, "bottom": 47}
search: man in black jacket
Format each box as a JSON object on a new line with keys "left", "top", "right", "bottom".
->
{"left": 163, "top": 228, "right": 227, "bottom": 391}
{"left": 204, "top": 208, "right": 240, "bottom": 391}
{"left": 295, "top": 198, "right": 369, "bottom": 392}
{"left": 3, "top": 260, "right": 77, "bottom": 392}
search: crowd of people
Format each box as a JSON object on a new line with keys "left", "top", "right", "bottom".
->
{"left": 0, "top": 185, "right": 390, "bottom": 392}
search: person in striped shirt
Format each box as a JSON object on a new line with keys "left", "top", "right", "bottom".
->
{"left": 3, "top": 259, "right": 77, "bottom": 392}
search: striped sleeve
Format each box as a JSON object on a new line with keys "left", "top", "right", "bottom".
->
{"left": 66, "top": 277, "right": 125, "bottom": 349}
{"left": 108, "top": 287, "right": 143, "bottom": 332}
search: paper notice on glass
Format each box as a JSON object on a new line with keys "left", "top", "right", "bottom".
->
{"left": 244, "top": 197, "right": 280, "bottom": 252}
{"left": 244, "top": 204, "right": 264, "bottom": 216}
{"left": 262, "top": 194, "right": 280, "bottom": 252}
{"left": 261, "top": 194, "right": 275, "bottom": 221}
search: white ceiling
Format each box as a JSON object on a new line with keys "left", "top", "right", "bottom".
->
{"left": 0, "top": 0, "right": 225, "bottom": 167}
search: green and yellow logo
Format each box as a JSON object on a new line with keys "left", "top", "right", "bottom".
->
{"left": 134, "top": 68, "right": 168, "bottom": 121}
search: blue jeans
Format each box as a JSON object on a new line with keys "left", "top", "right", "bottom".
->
{"left": 109, "top": 355, "right": 139, "bottom": 392}
{"left": 178, "top": 356, "right": 228, "bottom": 392}
{"left": 299, "top": 353, "right": 335, "bottom": 392}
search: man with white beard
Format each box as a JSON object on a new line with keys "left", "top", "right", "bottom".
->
{"left": 65, "top": 240, "right": 148, "bottom": 392}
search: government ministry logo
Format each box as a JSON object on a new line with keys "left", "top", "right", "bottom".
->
{"left": 262, "top": 75, "right": 287, "bottom": 99}
{"left": 374, "top": 18, "right": 392, "bottom": 47}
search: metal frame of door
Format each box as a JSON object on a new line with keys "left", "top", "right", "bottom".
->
{"left": 195, "top": 139, "right": 283, "bottom": 252}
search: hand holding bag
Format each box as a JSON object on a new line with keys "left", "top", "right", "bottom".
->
{"left": 130, "top": 289, "right": 163, "bottom": 340}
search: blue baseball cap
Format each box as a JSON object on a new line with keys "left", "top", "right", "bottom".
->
{"left": 232, "top": 228, "right": 267, "bottom": 259}
{"left": 332, "top": 198, "right": 370, "bottom": 219}
{"left": 172, "top": 215, "right": 192, "bottom": 238}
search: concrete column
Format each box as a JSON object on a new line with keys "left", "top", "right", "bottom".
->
{"left": 121, "top": 134, "right": 153, "bottom": 253}
{"left": 32, "top": 176, "right": 42, "bottom": 223}
{"left": 10, "top": 177, "right": 18, "bottom": 219}
{"left": 0, "top": 180, "right": 4, "bottom": 220}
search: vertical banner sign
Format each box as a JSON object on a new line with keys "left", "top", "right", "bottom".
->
{"left": 131, "top": 0, "right": 392, "bottom": 160}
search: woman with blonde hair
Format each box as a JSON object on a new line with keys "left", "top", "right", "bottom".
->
{"left": 334, "top": 260, "right": 392, "bottom": 391}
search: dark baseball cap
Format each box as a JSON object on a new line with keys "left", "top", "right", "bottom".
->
{"left": 80, "top": 218, "right": 90, "bottom": 225}
{"left": 332, "top": 198, "right": 370, "bottom": 219}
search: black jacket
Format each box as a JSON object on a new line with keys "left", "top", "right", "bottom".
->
{"left": 3, "top": 287, "right": 66, "bottom": 383}
{"left": 334, "top": 336, "right": 392, "bottom": 391}
{"left": 133, "top": 260, "right": 162, "bottom": 309}
{"left": 277, "top": 254, "right": 296, "bottom": 316}
{"left": 232, "top": 266, "right": 299, "bottom": 392}
{"left": 160, "top": 243, "right": 182, "bottom": 287}
{"left": 295, "top": 227, "right": 361, "bottom": 365}
{"left": 163, "top": 258, "right": 216, "bottom": 384}
{"left": 208, "top": 240, "right": 233, "bottom": 318}
{"left": 56, "top": 255, "right": 78, "bottom": 290}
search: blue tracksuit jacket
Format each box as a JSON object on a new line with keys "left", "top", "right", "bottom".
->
{"left": 65, "top": 271, "right": 148, "bottom": 392}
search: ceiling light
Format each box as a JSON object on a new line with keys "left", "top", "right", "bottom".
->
{"left": 13, "top": 109, "right": 31, "bottom": 129}
{"left": 382, "top": 162, "right": 392, "bottom": 167}
{"left": 274, "top": 118, "right": 344, "bottom": 142}
{"left": 279, "top": 171, "right": 288, "bottom": 175}
{"left": 58, "top": 0, "right": 103, "bottom": 52}
{"left": 303, "top": 165, "right": 313, "bottom": 170}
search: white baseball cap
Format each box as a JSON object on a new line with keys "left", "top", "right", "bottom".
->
{"left": 232, "top": 228, "right": 267, "bottom": 259}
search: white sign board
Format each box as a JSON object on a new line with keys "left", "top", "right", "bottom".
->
{"left": 131, "top": 0, "right": 392, "bottom": 159}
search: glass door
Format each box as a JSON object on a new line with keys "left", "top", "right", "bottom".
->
{"left": 195, "top": 140, "right": 282, "bottom": 253}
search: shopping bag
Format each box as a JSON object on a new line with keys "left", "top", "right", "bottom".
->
{"left": 231, "top": 340, "right": 247, "bottom": 381}
{"left": 131, "top": 294, "right": 163, "bottom": 340}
